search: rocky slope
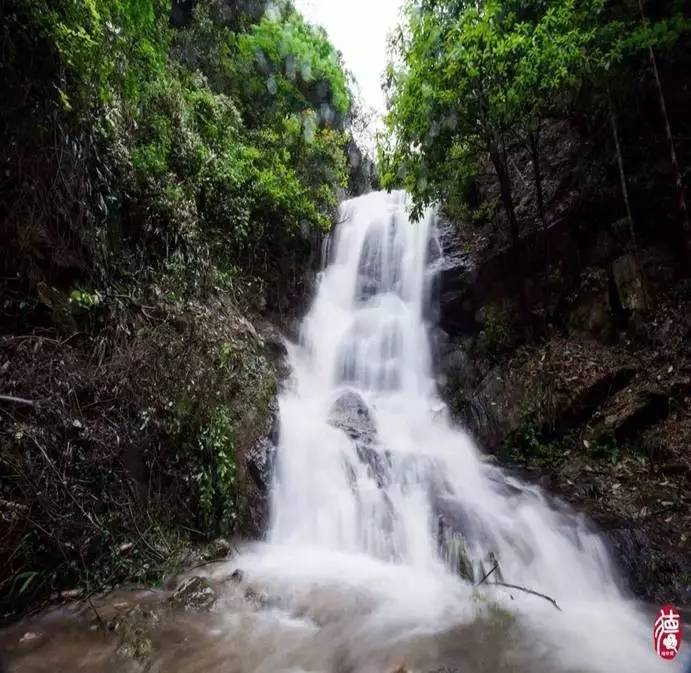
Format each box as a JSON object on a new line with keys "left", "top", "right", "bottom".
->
{"left": 436, "top": 213, "right": 691, "bottom": 604}
{"left": 0, "top": 281, "right": 285, "bottom": 622}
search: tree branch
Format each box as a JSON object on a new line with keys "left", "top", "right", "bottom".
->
{"left": 476, "top": 562, "right": 499, "bottom": 586}
{"left": 488, "top": 581, "right": 562, "bottom": 611}
{"left": 0, "top": 394, "right": 37, "bottom": 408}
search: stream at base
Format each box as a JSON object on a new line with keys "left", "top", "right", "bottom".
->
{"left": 0, "top": 192, "right": 681, "bottom": 672}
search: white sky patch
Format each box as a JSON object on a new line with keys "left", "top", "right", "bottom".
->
{"left": 294, "top": 0, "right": 403, "bottom": 119}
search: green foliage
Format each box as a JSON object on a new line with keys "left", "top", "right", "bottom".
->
{"left": 230, "top": 9, "right": 351, "bottom": 127}
{"left": 586, "top": 430, "right": 621, "bottom": 464}
{"left": 477, "top": 305, "right": 516, "bottom": 363}
{"left": 68, "top": 287, "right": 102, "bottom": 310}
{"left": 380, "top": 0, "right": 689, "bottom": 223}
{"left": 7, "top": 0, "right": 353, "bottom": 292}
{"left": 197, "top": 407, "right": 237, "bottom": 534}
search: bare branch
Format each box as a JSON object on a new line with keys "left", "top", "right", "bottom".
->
{"left": 475, "top": 562, "right": 499, "bottom": 587}
{"left": 488, "top": 581, "right": 562, "bottom": 611}
{"left": 0, "top": 394, "right": 37, "bottom": 408}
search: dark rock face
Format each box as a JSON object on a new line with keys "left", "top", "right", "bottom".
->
{"left": 243, "top": 394, "right": 279, "bottom": 537}
{"left": 462, "top": 367, "right": 524, "bottom": 451}
{"left": 605, "top": 528, "right": 691, "bottom": 603}
{"left": 459, "top": 341, "right": 638, "bottom": 453}
{"left": 247, "top": 437, "right": 277, "bottom": 492}
{"left": 435, "top": 219, "right": 478, "bottom": 336}
{"left": 438, "top": 343, "right": 477, "bottom": 401}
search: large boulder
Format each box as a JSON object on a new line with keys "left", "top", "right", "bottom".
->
{"left": 460, "top": 339, "right": 637, "bottom": 452}
{"left": 328, "top": 391, "right": 377, "bottom": 444}
{"left": 593, "top": 385, "right": 668, "bottom": 440}
{"left": 566, "top": 268, "right": 613, "bottom": 341}
{"left": 327, "top": 391, "right": 390, "bottom": 486}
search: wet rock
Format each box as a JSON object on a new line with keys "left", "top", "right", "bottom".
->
{"left": 605, "top": 528, "right": 690, "bottom": 603}
{"left": 328, "top": 391, "right": 391, "bottom": 486}
{"left": 243, "top": 393, "right": 280, "bottom": 536}
{"left": 244, "top": 587, "right": 270, "bottom": 608}
{"left": 203, "top": 537, "right": 233, "bottom": 562}
{"left": 328, "top": 391, "right": 376, "bottom": 444}
{"left": 169, "top": 576, "right": 216, "bottom": 612}
{"left": 436, "top": 219, "right": 478, "bottom": 336}
{"left": 246, "top": 437, "right": 276, "bottom": 492}
{"left": 110, "top": 605, "right": 159, "bottom": 661}
{"left": 244, "top": 435, "right": 276, "bottom": 537}
{"left": 264, "top": 393, "right": 280, "bottom": 443}
{"left": 612, "top": 253, "right": 648, "bottom": 312}
{"left": 19, "top": 632, "right": 42, "bottom": 645}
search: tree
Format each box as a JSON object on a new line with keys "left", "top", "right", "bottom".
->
{"left": 380, "top": 0, "right": 595, "bottom": 316}
{"left": 382, "top": 2, "right": 523, "bottom": 241}
{"left": 382, "top": 0, "right": 690, "bottom": 268}
{"left": 636, "top": 1, "right": 691, "bottom": 259}
{"left": 583, "top": 4, "right": 690, "bottom": 252}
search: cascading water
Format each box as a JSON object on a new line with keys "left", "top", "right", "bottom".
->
{"left": 236, "top": 191, "right": 675, "bottom": 672}
{"left": 2, "top": 190, "right": 681, "bottom": 673}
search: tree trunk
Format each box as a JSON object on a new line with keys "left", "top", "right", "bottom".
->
{"left": 490, "top": 143, "right": 529, "bottom": 323}
{"left": 528, "top": 127, "right": 549, "bottom": 327}
{"left": 607, "top": 88, "right": 636, "bottom": 248}
{"left": 638, "top": 0, "right": 691, "bottom": 264}
{"left": 491, "top": 147, "right": 520, "bottom": 252}
{"left": 528, "top": 128, "right": 547, "bottom": 232}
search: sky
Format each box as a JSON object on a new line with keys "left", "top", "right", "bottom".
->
{"left": 293, "top": 0, "right": 403, "bottom": 119}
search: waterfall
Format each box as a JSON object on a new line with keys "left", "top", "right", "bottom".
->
{"left": 238, "top": 191, "right": 671, "bottom": 673}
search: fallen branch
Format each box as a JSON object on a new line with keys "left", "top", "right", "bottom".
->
{"left": 0, "top": 394, "right": 37, "bottom": 408}
{"left": 488, "top": 581, "right": 562, "bottom": 611}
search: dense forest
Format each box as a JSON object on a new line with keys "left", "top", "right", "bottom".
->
{"left": 0, "top": 0, "right": 690, "bottom": 652}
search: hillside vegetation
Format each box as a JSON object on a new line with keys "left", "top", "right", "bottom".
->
{"left": 0, "top": 0, "right": 366, "bottom": 620}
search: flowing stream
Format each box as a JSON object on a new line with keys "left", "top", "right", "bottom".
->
{"left": 1, "top": 192, "right": 678, "bottom": 672}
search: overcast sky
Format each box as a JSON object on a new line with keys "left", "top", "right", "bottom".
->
{"left": 294, "top": 0, "right": 403, "bottom": 117}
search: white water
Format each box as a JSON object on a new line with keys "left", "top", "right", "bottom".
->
{"left": 235, "top": 191, "right": 677, "bottom": 672}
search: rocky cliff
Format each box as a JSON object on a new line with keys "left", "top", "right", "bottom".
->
{"left": 436, "top": 201, "right": 691, "bottom": 603}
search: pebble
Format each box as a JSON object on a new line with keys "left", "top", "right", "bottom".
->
{"left": 19, "top": 632, "right": 40, "bottom": 644}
